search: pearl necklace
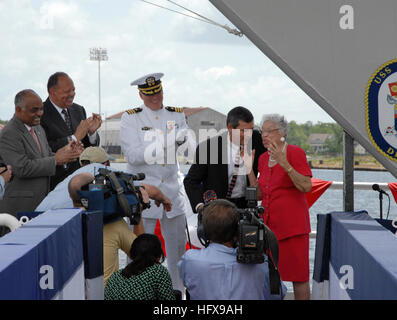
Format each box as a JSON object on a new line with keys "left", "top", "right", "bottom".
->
{"left": 269, "top": 142, "right": 287, "bottom": 163}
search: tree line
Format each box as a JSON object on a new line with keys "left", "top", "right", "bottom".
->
{"left": 0, "top": 117, "right": 343, "bottom": 155}
{"left": 286, "top": 121, "right": 344, "bottom": 155}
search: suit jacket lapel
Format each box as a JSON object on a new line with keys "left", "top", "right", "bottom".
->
{"left": 12, "top": 116, "right": 43, "bottom": 157}
{"left": 218, "top": 131, "right": 229, "bottom": 190}
{"left": 45, "top": 98, "right": 71, "bottom": 133}
{"left": 35, "top": 126, "right": 50, "bottom": 156}
{"left": 67, "top": 104, "right": 78, "bottom": 132}
{"left": 68, "top": 104, "right": 86, "bottom": 133}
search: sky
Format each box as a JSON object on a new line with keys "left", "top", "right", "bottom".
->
{"left": 0, "top": 0, "right": 335, "bottom": 125}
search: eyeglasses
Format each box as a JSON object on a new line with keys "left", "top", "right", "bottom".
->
{"left": 261, "top": 128, "right": 279, "bottom": 136}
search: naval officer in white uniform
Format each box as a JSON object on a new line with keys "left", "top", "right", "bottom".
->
{"left": 120, "top": 72, "right": 196, "bottom": 293}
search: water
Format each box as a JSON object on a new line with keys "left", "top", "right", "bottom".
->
{"left": 113, "top": 163, "right": 397, "bottom": 293}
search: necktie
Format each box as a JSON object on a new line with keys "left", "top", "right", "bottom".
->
{"left": 30, "top": 128, "right": 42, "bottom": 154}
{"left": 61, "top": 109, "right": 73, "bottom": 135}
{"left": 226, "top": 146, "right": 242, "bottom": 199}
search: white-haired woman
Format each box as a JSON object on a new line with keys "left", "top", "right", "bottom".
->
{"left": 256, "top": 114, "right": 312, "bottom": 300}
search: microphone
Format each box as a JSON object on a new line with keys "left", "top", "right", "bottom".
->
{"left": 372, "top": 184, "right": 390, "bottom": 220}
{"left": 198, "top": 190, "right": 217, "bottom": 248}
{"left": 131, "top": 173, "right": 145, "bottom": 181}
{"left": 372, "top": 184, "right": 388, "bottom": 195}
{"left": 203, "top": 190, "right": 217, "bottom": 205}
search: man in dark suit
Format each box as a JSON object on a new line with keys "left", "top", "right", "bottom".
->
{"left": 40, "top": 72, "right": 102, "bottom": 189}
{"left": 0, "top": 89, "right": 82, "bottom": 218}
{"left": 184, "top": 106, "right": 266, "bottom": 212}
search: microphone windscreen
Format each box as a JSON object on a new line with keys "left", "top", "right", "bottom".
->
{"left": 203, "top": 190, "right": 217, "bottom": 204}
{"left": 135, "top": 173, "right": 145, "bottom": 180}
{"left": 372, "top": 184, "right": 380, "bottom": 191}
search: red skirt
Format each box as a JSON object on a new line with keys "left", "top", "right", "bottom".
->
{"left": 277, "top": 233, "right": 309, "bottom": 282}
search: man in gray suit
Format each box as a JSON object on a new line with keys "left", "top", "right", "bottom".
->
{"left": 0, "top": 89, "right": 82, "bottom": 218}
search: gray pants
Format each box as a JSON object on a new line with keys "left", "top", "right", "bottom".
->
{"left": 143, "top": 214, "right": 186, "bottom": 292}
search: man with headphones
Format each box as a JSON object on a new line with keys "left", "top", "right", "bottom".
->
{"left": 178, "top": 199, "right": 286, "bottom": 300}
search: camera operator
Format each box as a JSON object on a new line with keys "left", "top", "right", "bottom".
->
{"left": 68, "top": 172, "right": 172, "bottom": 285}
{"left": 0, "top": 164, "right": 12, "bottom": 200}
{"left": 36, "top": 147, "right": 172, "bottom": 213}
{"left": 177, "top": 199, "right": 286, "bottom": 300}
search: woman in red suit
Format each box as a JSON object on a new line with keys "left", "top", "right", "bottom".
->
{"left": 255, "top": 114, "right": 312, "bottom": 300}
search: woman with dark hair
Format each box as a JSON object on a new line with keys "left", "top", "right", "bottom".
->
{"left": 104, "top": 233, "right": 176, "bottom": 300}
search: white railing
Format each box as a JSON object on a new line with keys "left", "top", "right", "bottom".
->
{"left": 326, "top": 181, "right": 390, "bottom": 190}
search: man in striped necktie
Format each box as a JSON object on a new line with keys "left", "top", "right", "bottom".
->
{"left": 40, "top": 72, "right": 102, "bottom": 190}
{"left": 184, "top": 106, "right": 267, "bottom": 212}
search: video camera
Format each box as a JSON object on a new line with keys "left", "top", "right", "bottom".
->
{"left": 198, "top": 187, "right": 273, "bottom": 264}
{"left": 236, "top": 187, "right": 266, "bottom": 264}
{"left": 237, "top": 187, "right": 281, "bottom": 294}
{"left": 78, "top": 168, "right": 150, "bottom": 225}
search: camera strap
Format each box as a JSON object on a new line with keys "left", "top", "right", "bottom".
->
{"left": 105, "top": 171, "right": 133, "bottom": 222}
{"left": 264, "top": 225, "right": 281, "bottom": 295}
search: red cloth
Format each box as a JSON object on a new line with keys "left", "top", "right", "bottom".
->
{"left": 305, "top": 178, "right": 333, "bottom": 208}
{"left": 388, "top": 183, "right": 397, "bottom": 204}
{"left": 154, "top": 220, "right": 199, "bottom": 257}
{"left": 258, "top": 145, "right": 312, "bottom": 241}
{"left": 154, "top": 220, "right": 166, "bottom": 255}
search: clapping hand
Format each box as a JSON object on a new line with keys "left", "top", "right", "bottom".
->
{"left": 88, "top": 113, "right": 102, "bottom": 136}
{"left": 70, "top": 140, "right": 84, "bottom": 153}
{"left": 54, "top": 140, "right": 83, "bottom": 165}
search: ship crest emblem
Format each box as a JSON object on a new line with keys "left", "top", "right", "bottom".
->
{"left": 366, "top": 59, "right": 397, "bottom": 162}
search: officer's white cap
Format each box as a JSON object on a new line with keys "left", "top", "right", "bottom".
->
{"left": 130, "top": 73, "right": 164, "bottom": 95}
{"left": 130, "top": 73, "right": 164, "bottom": 86}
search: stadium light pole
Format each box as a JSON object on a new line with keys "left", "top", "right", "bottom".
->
{"left": 89, "top": 47, "right": 108, "bottom": 118}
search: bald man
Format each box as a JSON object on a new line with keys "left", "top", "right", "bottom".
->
{"left": 68, "top": 172, "right": 172, "bottom": 285}
{"left": 0, "top": 89, "right": 82, "bottom": 218}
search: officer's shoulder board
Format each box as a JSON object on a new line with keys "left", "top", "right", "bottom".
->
{"left": 125, "top": 107, "right": 143, "bottom": 115}
{"left": 165, "top": 106, "right": 184, "bottom": 113}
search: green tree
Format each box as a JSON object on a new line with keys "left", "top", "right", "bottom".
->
{"left": 322, "top": 124, "right": 343, "bottom": 155}
{"left": 288, "top": 121, "right": 312, "bottom": 153}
